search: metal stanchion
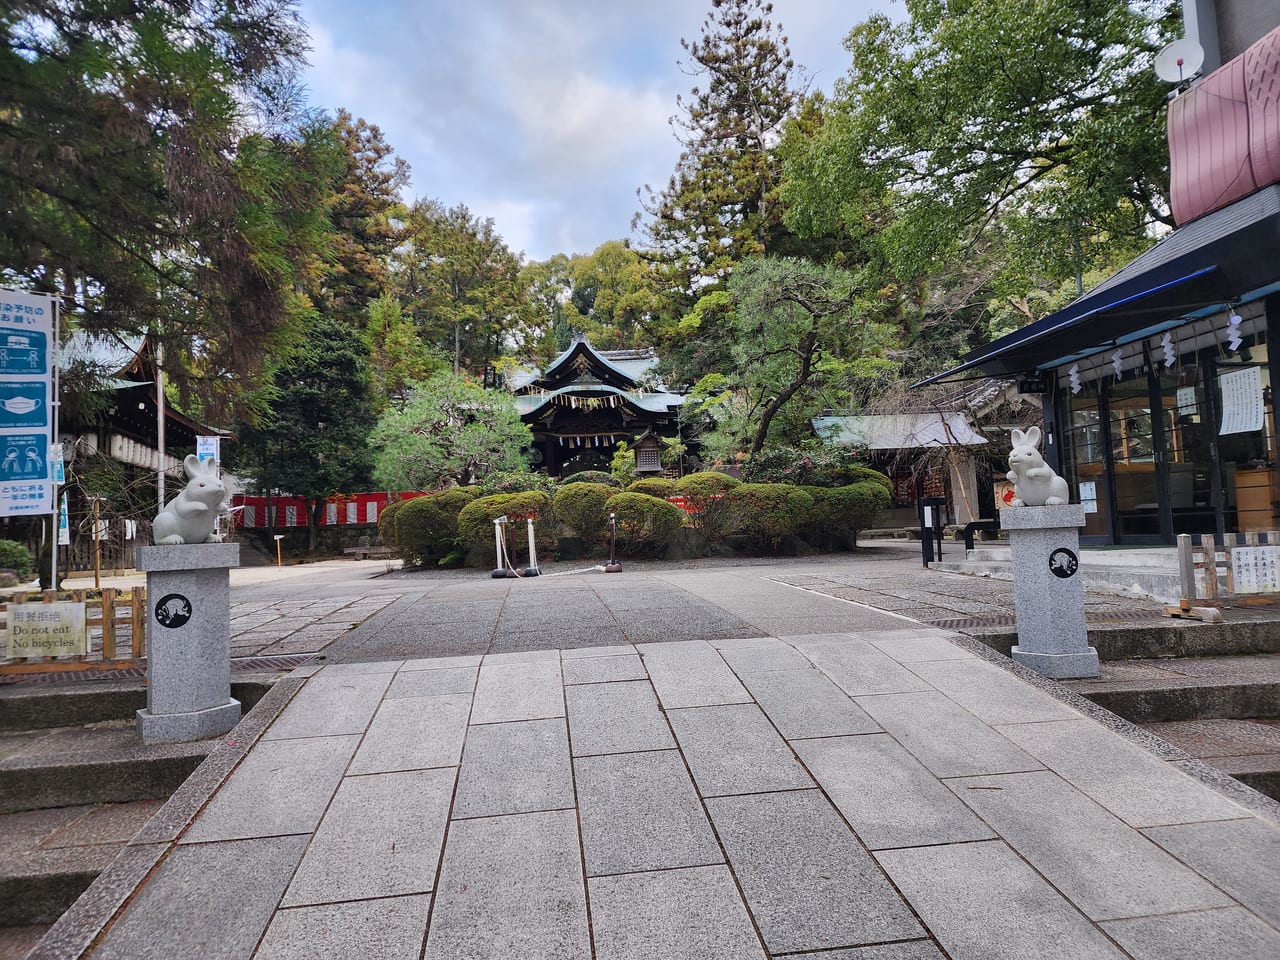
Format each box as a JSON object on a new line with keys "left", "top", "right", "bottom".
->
{"left": 605, "top": 513, "right": 622, "bottom": 573}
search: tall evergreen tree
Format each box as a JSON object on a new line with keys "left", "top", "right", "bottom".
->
{"left": 633, "top": 0, "right": 800, "bottom": 294}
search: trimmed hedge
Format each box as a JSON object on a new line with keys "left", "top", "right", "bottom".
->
{"left": 844, "top": 465, "right": 893, "bottom": 494}
{"left": 457, "top": 491, "right": 555, "bottom": 567}
{"left": 551, "top": 482, "right": 616, "bottom": 545}
{"left": 395, "top": 488, "right": 479, "bottom": 566}
{"left": 809, "top": 481, "right": 891, "bottom": 546}
{"left": 626, "top": 477, "right": 675, "bottom": 498}
{"left": 477, "top": 470, "right": 559, "bottom": 496}
{"left": 378, "top": 500, "right": 405, "bottom": 551}
{"left": 0, "top": 538, "right": 34, "bottom": 579}
{"left": 724, "top": 483, "right": 815, "bottom": 549}
{"left": 604, "top": 492, "right": 686, "bottom": 557}
{"left": 673, "top": 471, "right": 741, "bottom": 543}
{"left": 560, "top": 470, "right": 621, "bottom": 487}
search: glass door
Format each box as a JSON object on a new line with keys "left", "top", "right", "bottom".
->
{"left": 1157, "top": 365, "right": 1219, "bottom": 537}
{"left": 1108, "top": 376, "right": 1163, "bottom": 541}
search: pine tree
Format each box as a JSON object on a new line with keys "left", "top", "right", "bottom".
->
{"left": 634, "top": 0, "right": 800, "bottom": 294}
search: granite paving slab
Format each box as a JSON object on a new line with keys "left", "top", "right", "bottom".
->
{"left": 906, "top": 657, "right": 1079, "bottom": 725}
{"left": 789, "top": 638, "right": 934, "bottom": 697}
{"left": 575, "top": 750, "right": 722, "bottom": 876}
{"left": 423, "top": 810, "right": 589, "bottom": 960}
{"left": 451, "top": 717, "right": 574, "bottom": 819}
{"left": 261, "top": 672, "right": 391, "bottom": 740}
{"left": 588, "top": 865, "right": 766, "bottom": 960}
{"left": 385, "top": 666, "right": 476, "bottom": 698}
{"left": 795, "top": 944, "right": 945, "bottom": 960}
{"left": 281, "top": 767, "right": 454, "bottom": 905}
{"left": 705, "top": 788, "right": 921, "bottom": 954}
{"left": 667, "top": 703, "right": 813, "bottom": 797}
{"left": 795, "top": 734, "right": 995, "bottom": 850}
{"left": 875, "top": 841, "right": 1129, "bottom": 960}
{"left": 560, "top": 654, "right": 647, "bottom": 685}
{"left": 564, "top": 679, "right": 675, "bottom": 756}
{"left": 558, "top": 644, "right": 636, "bottom": 659}
{"left": 400, "top": 655, "right": 483, "bottom": 671}
{"left": 640, "top": 645, "right": 753, "bottom": 708}
{"left": 89, "top": 835, "right": 308, "bottom": 960}
{"left": 181, "top": 735, "right": 358, "bottom": 843}
{"left": 1142, "top": 817, "right": 1280, "bottom": 929}
{"left": 347, "top": 693, "right": 470, "bottom": 775}
{"left": 1100, "top": 906, "right": 1280, "bottom": 960}
{"left": 255, "top": 895, "right": 431, "bottom": 960}
{"left": 949, "top": 770, "right": 1232, "bottom": 920}
{"left": 996, "top": 717, "right": 1247, "bottom": 827}
{"left": 854, "top": 691, "right": 1041, "bottom": 779}
{"left": 863, "top": 632, "right": 974, "bottom": 663}
{"left": 1143, "top": 718, "right": 1280, "bottom": 758}
{"left": 469, "top": 659, "right": 563, "bottom": 724}
{"left": 737, "top": 665, "right": 881, "bottom": 740}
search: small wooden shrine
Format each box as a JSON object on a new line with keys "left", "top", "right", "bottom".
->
{"left": 508, "top": 334, "right": 684, "bottom": 477}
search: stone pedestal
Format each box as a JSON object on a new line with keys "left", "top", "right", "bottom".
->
{"left": 135, "top": 543, "right": 241, "bottom": 743}
{"left": 999, "top": 505, "right": 1099, "bottom": 679}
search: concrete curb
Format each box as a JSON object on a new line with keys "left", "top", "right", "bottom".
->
{"left": 25, "top": 673, "right": 309, "bottom": 960}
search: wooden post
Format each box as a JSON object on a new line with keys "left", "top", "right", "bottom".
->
{"left": 131, "top": 587, "right": 146, "bottom": 659}
{"left": 101, "top": 587, "right": 117, "bottom": 660}
{"left": 1200, "top": 534, "right": 1219, "bottom": 599}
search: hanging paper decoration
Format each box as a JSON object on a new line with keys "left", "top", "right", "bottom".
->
{"left": 1112, "top": 349, "right": 1123, "bottom": 381}
{"left": 1226, "top": 312, "right": 1244, "bottom": 352}
{"left": 1069, "top": 364, "right": 1081, "bottom": 395}
{"left": 1161, "top": 332, "right": 1175, "bottom": 368}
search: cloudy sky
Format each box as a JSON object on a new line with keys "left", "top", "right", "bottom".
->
{"left": 295, "top": 0, "right": 899, "bottom": 262}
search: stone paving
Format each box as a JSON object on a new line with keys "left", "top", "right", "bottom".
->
{"left": 51, "top": 628, "right": 1280, "bottom": 960}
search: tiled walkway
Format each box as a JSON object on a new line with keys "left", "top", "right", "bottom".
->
{"left": 59, "top": 629, "right": 1280, "bottom": 960}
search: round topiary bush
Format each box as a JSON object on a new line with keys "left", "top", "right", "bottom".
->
{"left": 809, "top": 481, "right": 891, "bottom": 547}
{"left": 560, "top": 470, "right": 621, "bottom": 488}
{"left": 626, "top": 476, "right": 676, "bottom": 498}
{"left": 673, "top": 471, "right": 741, "bottom": 543}
{"left": 0, "top": 538, "right": 34, "bottom": 579}
{"left": 457, "top": 491, "right": 555, "bottom": 567}
{"left": 395, "top": 488, "right": 480, "bottom": 566}
{"left": 551, "top": 482, "right": 616, "bottom": 546}
{"left": 843, "top": 465, "right": 893, "bottom": 494}
{"left": 604, "top": 492, "right": 686, "bottom": 557}
{"left": 724, "top": 483, "right": 816, "bottom": 550}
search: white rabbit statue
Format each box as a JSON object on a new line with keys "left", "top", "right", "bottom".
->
{"left": 1006, "top": 426, "right": 1070, "bottom": 507}
{"left": 152, "top": 455, "right": 227, "bottom": 545}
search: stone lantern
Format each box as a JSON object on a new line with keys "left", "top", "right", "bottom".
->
{"left": 632, "top": 430, "right": 668, "bottom": 477}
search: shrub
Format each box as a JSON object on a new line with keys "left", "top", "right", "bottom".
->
{"left": 809, "top": 481, "right": 891, "bottom": 546}
{"left": 627, "top": 477, "right": 676, "bottom": 498}
{"left": 476, "top": 470, "right": 559, "bottom": 497}
{"left": 560, "top": 470, "right": 621, "bottom": 488}
{"left": 0, "top": 538, "right": 34, "bottom": 579}
{"left": 724, "top": 483, "right": 815, "bottom": 549}
{"left": 673, "top": 471, "right": 741, "bottom": 543}
{"left": 604, "top": 493, "right": 686, "bottom": 557}
{"left": 395, "top": 488, "right": 480, "bottom": 566}
{"left": 844, "top": 465, "right": 893, "bottom": 494}
{"left": 378, "top": 500, "right": 405, "bottom": 550}
{"left": 551, "top": 482, "right": 615, "bottom": 545}
{"left": 457, "top": 491, "right": 555, "bottom": 567}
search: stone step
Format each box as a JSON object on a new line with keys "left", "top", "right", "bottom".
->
{"left": 1141, "top": 718, "right": 1280, "bottom": 802}
{"left": 0, "top": 799, "right": 163, "bottom": 927}
{"left": 0, "top": 678, "right": 274, "bottom": 732}
{"left": 0, "top": 719, "right": 217, "bottom": 814}
{"left": 965, "top": 616, "right": 1280, "bottom": 661}
{"left": 1062, "top": 653, "right": 1280, "bottom": 724}
{"left": 934, "top": 559, "right": 1184, "bottom": 603}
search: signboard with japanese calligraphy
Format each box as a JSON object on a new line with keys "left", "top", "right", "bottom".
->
{"left": 1219, "top": 366, "right": 1265, "bottom": 436}
{"left": 0, "top": 289, "right": 54, "bottom": 517}
{"left": 1231, "top": 545, "right": 1280, "bottom": 594}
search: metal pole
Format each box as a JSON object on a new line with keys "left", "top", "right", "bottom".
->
{"left": 93, "top": 497, "right": 101, "bottom": 590}
{"left": 491, "top": 516, "right": 508, "bottom": 578}
{"left": 50, "top": 295, "right": 60, "bottom": 590}
{"left": 156, "top": 338, "right": 165, "bottom": 514}
{"left": 605, "top": 513, "right": 622, "bottom": 573}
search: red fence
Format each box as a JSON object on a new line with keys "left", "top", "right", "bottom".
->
{"left": 232, "top": 492, "right": 430, "bottom": 529}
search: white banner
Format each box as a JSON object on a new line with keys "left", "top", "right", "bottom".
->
{"left": 0, "top": 289, "right": 55, "bottom": 517}
{"left": 1219, "top": 366, "right": 1265, "bottom": 436}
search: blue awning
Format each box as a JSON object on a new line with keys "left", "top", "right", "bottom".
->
{"left": 913, "top": 184, "right": 1280, "bottom": 387}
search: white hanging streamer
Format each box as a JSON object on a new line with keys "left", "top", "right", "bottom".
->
{"left": 1112, "top": 349, "right": 1123, "bottom": 381}
{"left": 1069, "top": 364, "right": 1081, "bottom": 395}
{"left": 1226, "top": 312, "right": 1244, "bottom": 352}
{"left": 1161, "top": 332, "right": 1176, "bottom": 368}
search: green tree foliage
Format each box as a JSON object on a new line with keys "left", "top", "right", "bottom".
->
{"left": 1, "top": 0, "right": 340, "bottom": 417}
{"left": 634, "top": 0, "right": 800, "bottom": 293}
{"left": 233, "top": 316, "right": 377, "bottom": 550}
{"left": 724, "top": 257, "right": 892, "bottom": 457}
{"left": 781, "top": 0, "right": 1176, "bottom": 291}
{"left": 364, "top": 295, "right": 446, "bottom": 407}
{"left": 370, "top": 375, "right": 532, "bottom": 490}
{"left": 394, "top": 201, "right": 525, "bottom": 373}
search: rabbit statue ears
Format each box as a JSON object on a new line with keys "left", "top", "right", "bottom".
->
{"left": 1009, "top": 426, "right": 1042, "bottom": 449}
{"left": 183, "top": 453, "right": 218, "bottom": 477}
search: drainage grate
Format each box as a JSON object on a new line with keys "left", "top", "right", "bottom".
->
{"left": 0, "top": 653, "right": 315, "bottom": 685}
{"left": 920, "top": 608, "right": 1170, "bottom": 630}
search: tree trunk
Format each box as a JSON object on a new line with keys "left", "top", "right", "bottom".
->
{"left": 749, "top": 334, "right": 817, "bottom": 457}
{"left": 308, "top": 497, "right": 324, "bottom": 553}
